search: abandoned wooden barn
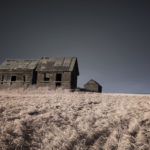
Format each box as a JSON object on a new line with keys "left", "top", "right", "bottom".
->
{"left": 84, "top": 79, "right": 102, "bottom": 92}
{"left": 36, "top": 57, "right": 79, "bottom": 89}
{"left": 0, "top": 57, "right": 79, "bottom": 89}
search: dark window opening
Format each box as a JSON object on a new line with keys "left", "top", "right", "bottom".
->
{"left": 56, "top": 74, "right": 62, "bottom": 81}
{"left": 56, "top": 82, "right": 61, "bottom": 87}
{"left": 23, "top": 76, "right": 26, "bottom": 82}
{"left": 32, "top": 70, "right": 37, "bottom": 84}
{"left": 56, "top": 74, "right": 62, "bottom": 87}
{"left": 44, "top": 73, "right": 49, "bottom": 81}
{"left": 1, "top": 75, "right": 4, "bottom": 84}
{"left": 1, "top": 75, "right": 4, "bottom": 81}
{"left": 11, "top": 76, "right": 16, "bottom": 81}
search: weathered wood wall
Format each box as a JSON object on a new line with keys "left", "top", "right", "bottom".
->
{"left": 0, "top": 70, "right": 35, "bottom": 88}
{"left": 36, "top": 71, "right": 73, "bottom": 89}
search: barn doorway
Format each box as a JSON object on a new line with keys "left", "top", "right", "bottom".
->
{"left": 23, "top": 76, "right": 26, "bottom": 82}
{"left": 56, "top": 74, "right": 62, "bottom": 87}
{"left": 11, "top": 76, "right": 16, "bottom": 81}
{"left": 56, "top": 82, "right": 61, "bottom": 87}
{"left": 56, "top": 74, "right": 62, "bottom": 81}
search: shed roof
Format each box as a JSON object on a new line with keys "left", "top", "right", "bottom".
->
{"left": 84, "top": 79, "right": 102, "bottom": 87}
{"left": 36, "top": 57, "right": 79, "bottom": 74}
{"left": 0, "top": 59, "right": 38, "bottom": 70}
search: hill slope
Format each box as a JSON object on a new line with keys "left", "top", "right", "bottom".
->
{"left": 0, "top": 88, "right": 150, "bottom": 150}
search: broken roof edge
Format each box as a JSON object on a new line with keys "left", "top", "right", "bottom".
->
{"left": 4, "top": 59, "right": 39, "bottom": 61}
{"left": 40, "top": 56, "right": 77, "bottom": 59}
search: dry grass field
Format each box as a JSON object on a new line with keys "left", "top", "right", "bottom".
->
{"left": 0, "top": 87, "right": 150, "bottom": 150}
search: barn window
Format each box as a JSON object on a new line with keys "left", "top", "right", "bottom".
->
{"left": 56, "top": 74, "right": 62, "bottom": 81}
{"left": 44, "top": 73, "right": 49, "bottom": 81}
{"left": 11, "top": 76, "right": 16, "bottom": 81}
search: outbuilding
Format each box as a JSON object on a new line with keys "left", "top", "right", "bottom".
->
{"left": 84, "top": 79, "right": 102, "bottom": 92}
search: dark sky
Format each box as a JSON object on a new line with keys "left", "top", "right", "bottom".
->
{"left": 0, "top": 0, "right": 150, "bottom": 93}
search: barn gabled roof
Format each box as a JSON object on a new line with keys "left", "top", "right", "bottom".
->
{"left": 36, "top": 57, "right": 79, "bottom": 75}
{"left": 0, "top": 57, "right": 79, "bottom": 75}
{"left": 0, "top": 59, "right": 38, "bottom": 70}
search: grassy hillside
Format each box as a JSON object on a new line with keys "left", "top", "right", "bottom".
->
{"left": 0, "top": 88, "right": 150, "bottom": 150}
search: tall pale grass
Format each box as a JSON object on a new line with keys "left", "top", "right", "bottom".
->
{"left": 0, "top": 87, "right": 150, "bottom": 149}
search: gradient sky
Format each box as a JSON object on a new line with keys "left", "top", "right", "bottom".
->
{"left": 0, "top": 0, "right": 150, "bottom": 93}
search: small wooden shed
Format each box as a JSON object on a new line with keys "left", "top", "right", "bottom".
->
{"left": 84, "top": 79, "right": 102, "bottom": 92}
